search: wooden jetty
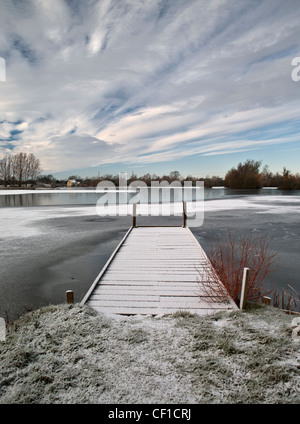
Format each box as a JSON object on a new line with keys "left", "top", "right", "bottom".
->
{"left": 81, "top": 224, "right": 238, "bottom": 316}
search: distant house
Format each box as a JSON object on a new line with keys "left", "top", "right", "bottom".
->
{"left": 67, "top": 179, "right": 80, "bottom": 187}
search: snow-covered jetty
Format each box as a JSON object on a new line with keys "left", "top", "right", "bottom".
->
{"left": 81, "top": 225, "right": 238, "bottom": 316}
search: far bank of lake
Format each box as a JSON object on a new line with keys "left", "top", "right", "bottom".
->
{"left": 1, "top": 186, "right": 299, "bottom": 207}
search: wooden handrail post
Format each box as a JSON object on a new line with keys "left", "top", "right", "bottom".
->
{"left": 240, "top": 267, "right": 249, "bottom": 310}
{"left": 182, "top": 201, "right": 187, "bottom": 228}
{"left": 133, "top": 203, "right": 137, "bottom": 228}
{"left": 66, "top": 290, "right": 74, "bottom": 304}
{"left": 262, "top": 296, "right": 271, "bottom": 306}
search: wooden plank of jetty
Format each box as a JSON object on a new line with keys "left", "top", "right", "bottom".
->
{"left": 81, "top": 226, "right": 238, "bottom": 316}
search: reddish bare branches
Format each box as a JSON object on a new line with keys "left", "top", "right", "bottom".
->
{"left": 202, "top": 232, "right": 276, "bottom": 306}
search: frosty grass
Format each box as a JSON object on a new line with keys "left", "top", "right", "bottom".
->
{"left": 0, "top": 303, "right": 299, "bottom": 404}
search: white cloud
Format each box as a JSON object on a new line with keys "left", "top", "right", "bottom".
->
{"left": 0, "top": 0, "right": 299, "bottom": 173}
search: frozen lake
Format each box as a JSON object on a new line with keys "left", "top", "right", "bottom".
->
{"left": 0, "top": 188, "right": 300, "bottom": 320}
{"left": 0, "top": 186, "right": 298, "bottom": 207}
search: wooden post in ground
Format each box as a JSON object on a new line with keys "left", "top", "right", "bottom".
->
{"left": 132, "top": 203, "right": 137, "bottom": 228}
{"left": 240, "top": 267, "right": 249, "bottom": 310}
{"left": 262, "top": 296, "right": 271, "bottom": 306}
{"left": 182, "top": 201, "right": 187, "bottom": 228}
{"left": 66, "top": 290, "right": 74, "bottom": 304}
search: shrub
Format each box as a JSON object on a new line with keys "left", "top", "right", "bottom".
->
{"left": 199, "top": 233, "right": 276, "bottom": 306}
{"left": 224, "top": 159, "right": 262, "bottom": 189}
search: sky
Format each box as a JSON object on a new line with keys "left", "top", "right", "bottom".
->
{"left": 0, "top": 0, "right": 300, "bottom": 179}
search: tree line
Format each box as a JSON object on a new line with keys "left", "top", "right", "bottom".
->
{"left": 63, "top": 162, "right": 300, "bottom": 190}
{"left": 224, "top": 160, "right": 300, "bottom": 190}
{"left": 1, "top": 153, "right": 299, "bottom": 190}
{"left": 55, "top": 171, "right": 225, "bottom": 189}
{"left": 0, "top": 152, "right": 42, "bottom": 187}
{"left": 21, "top": 170, "right": 225, "bottom": 189}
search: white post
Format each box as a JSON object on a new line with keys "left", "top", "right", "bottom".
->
{"left": 240, "top": 267, "right": 249, "bottom": 310}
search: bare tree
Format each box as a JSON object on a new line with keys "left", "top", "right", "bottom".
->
{"left": 169, "top": 170, "right": 181, "bottom": 182}
{"left": 14, "top": 152, "right": 26, "bottom": 187}
{"left": 0, "top": 155, "right": 12, "bottom": 186}
{"left": 26, "top": 153, "right": 42, "bottom": 182}
{"left": 0, "top": 152, "right": 41, "bottom": 187}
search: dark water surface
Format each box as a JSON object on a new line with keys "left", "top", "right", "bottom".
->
{"left": 1, "top": 187, "right": 299, "bottom": 207}
{"left": 0, "top": 188, "right": 299, "bottom": 320}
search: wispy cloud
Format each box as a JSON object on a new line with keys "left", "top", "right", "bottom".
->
{"left": 0, "top": 0, "right": 299, "bottom": 175}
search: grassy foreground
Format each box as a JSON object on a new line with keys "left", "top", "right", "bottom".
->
{"left": 0, "top": 303, "right": 299, "bottom": 404}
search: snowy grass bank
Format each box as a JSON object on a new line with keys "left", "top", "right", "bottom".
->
{"left": 0, "top": 304, "right": 299, "bottom": 404}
